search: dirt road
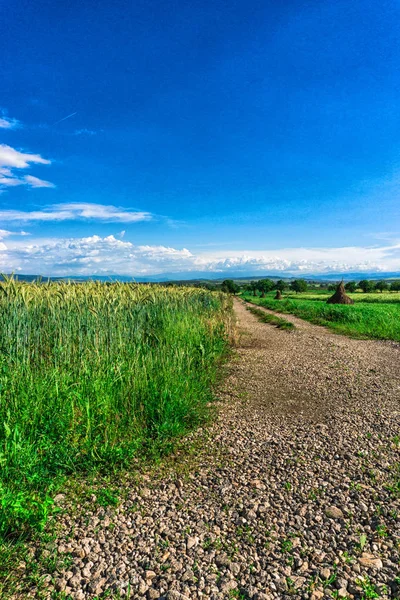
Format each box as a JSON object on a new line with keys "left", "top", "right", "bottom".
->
{"left": 33, "top": 299, "right": 400, "bottom": 599}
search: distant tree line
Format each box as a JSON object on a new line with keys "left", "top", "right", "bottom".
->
{"left": 218, "top": 278, "right": 400, "bottom": 295}
{"left": 343, "top": 280, "right": 400, "bottom": 293}
{"left": 221, "top": 278, "right": 309, "bottom": 295}
{"left": 164, "top": 278, "right": 400, "bottom": 294}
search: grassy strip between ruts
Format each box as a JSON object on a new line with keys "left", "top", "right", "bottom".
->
{"left": 0, "top": 279, "right": 233, "bottom": 545}
{"left": 242, "top": 292, "right": 400, "bottom": 342}
{"left": 245, "top": 303, "right": 295, "bottom": 330}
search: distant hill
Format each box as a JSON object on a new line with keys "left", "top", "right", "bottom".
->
{"left": 6, "top": 271, "right": 400, "bottom": 284}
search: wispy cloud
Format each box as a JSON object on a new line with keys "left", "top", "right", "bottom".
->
{"left": 0, "top": 144, "right": 54, "bottom": 191}
{"left": 74, "top": 128, "right": 97, "bottom": 136}
{"left": 0, "top": 229, "right": 30, "bottom": 240}
{"left": 23, "top": 175, "right": 55, "bottom": 189}
{"left": 0, "top": 114, "right": 20, "bottom": 130}
{"left": 0, "top": 202, "right": 152, "bottom": 223}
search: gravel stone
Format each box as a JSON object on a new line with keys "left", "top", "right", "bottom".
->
{"left": 359, "top": 553, "right": 384, "bottom": 569}
{"left": 325, "top": 506, "right": 344, "bottom": 520}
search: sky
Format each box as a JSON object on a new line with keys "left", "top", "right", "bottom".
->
{"left": 1, "top": 0, "right": 400, "bottom": 278}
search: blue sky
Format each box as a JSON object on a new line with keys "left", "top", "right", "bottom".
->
{"left": 1, "top": 0, "right": 400, "bottom": 277}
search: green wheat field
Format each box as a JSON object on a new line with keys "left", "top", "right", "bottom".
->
{"left": 0, "top": 278, "right": 231, "bottom": 540}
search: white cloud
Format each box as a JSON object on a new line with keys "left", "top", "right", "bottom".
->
{"left": 0, "top": 116, "right": 20, "bottom": 130}
{"left": 0, "top": 203, "right": 152, "bottom": 223}
{"left": 193, "top": 244, "right": 400, "bottom": 275}
{"left": 23, "top": 175, "right": 55, "bottom": 188}
{"left": 0, "top": 145, "right": 50, "bottom": 169}
{"left": 0, "top": 144, "right": 54, "bottom": 191}
{"left": 0, "top": 235, "right": 400, "bottom": 277}
{"left": 0, "top": 235, "right": 189, "bottom": 275}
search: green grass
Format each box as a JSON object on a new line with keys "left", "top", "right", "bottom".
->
{"left": 246, "top": 305, "right": 295, "bottom": 330}
{"left": 283, "top": 291, "right": 400, "bottom": 304}
{"left": 0, "top": 278, "right": 232, "bottom": 541}
{"left": 243, "top": 292, "right": 400, "bottom": 341}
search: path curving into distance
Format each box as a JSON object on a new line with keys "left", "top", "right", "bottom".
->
{"left": 30, "top": 298, "right": 400, "bottom": 600}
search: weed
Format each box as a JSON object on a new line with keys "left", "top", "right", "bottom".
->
{"left": 375, "top": 524, "right": 388, "bottom": 538}
{"left": 236, "top": 525, "right": 255, "bottom": 544}
{"left": 308, "top": 487, "right": 324, "bottom": 501}
{"left": 214, "top": 537, "right": 223, "bottom": 550}
{"left": 350, "top": 481, "right": 362, "bottom": 492}
{"left": 280, "top": 538, "right": 293, "bottom": 553}
{"left": 202, "top": 537, "right": 212, "bottom": 550}
{"left": 96, "top": 488, "right": 119, "bottom": 508}
{"left": 229, "top": 590, "right": 249, "bottom": 599}
{"left": 356, "top": 576, "right": 380, "bottom": 599}
{"left": 323, "top": 571, "right": 337, "bottom": 588}
{"left": 358, "top": 534, "right": 368, "bottom": 551}
{"left": 286, "top": 577, "right": 296, "bottom": 595}
{"left": 342, "top": 550, "right": 354, "bottom": 564}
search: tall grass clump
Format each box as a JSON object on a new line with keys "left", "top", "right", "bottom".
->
{"left": 0, "top": 278, "right": 232, "bottom": 539}
{"left": 246, "top": 305, "right": 295, "bottom": 330}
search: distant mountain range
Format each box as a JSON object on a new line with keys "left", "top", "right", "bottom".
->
{"left": 7, "top": 271, "right": 400, "bottom": 284}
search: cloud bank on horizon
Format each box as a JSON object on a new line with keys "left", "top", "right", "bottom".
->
{"left": 0, "top": 227, "right": 399, "bottom": 277}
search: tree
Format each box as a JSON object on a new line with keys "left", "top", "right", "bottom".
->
{"left": 249, "top": 281, "right": 259, "bottom": 297}
{"left": 345, "top": 281, "right": 357, "bottom": 293}
{"left": 202, "top": 282, "right": 217, "bottom": 291}
{"left": 390, "top": 280, "right": 400, "bottom": 292}
{"left": 221, "top": 279, "right": 239, "bottom": 294}
{"left": 358, "top": 279, "right": 374, "bottom": 293}
{"left": 375, "top": 280, "right": 389, "bottom": 293}
{"left": 275, "top": 279, "right": 287, "bottom": 292}
{"left": 258, "top": 278, "right": 274, "bottom": 297}
{"left": 290, "top": 279, "right": 308, "bottom": 294}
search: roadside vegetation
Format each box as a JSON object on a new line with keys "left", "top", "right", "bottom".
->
{"left": 244, "top": 293, "right": 400, "bottom": 341}
{"left": 241, "top": 280, "right": 400, "bottom": 342}
{"left": 0, "top": 277, "right": 232, "bottom": 541}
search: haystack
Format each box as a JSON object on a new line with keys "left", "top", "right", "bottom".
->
{"left": 274, "top": 290, "right": 282, "bottom": 300}
{"left": 326, "top": 281, "right": 354, "bottom": 304}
